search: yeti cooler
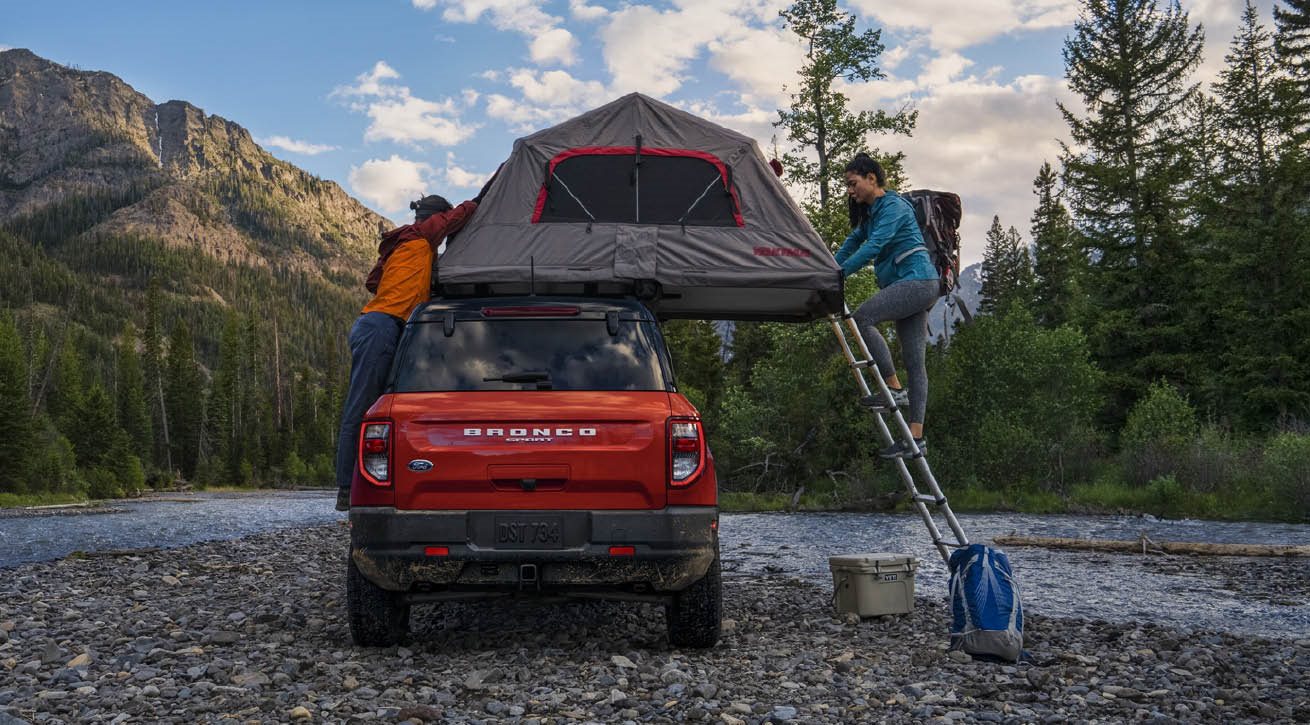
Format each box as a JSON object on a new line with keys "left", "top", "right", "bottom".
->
{"left": 829, "top": 553, "right": 918, "bottom": 617}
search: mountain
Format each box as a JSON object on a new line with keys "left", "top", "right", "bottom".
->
{"left": 0, "top": 48, "right": 385, "bottom": 371}
{"left": 927, "top": 262, "right": 981, "bottom": 343}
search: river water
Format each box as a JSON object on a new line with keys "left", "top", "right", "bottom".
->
{"left": 1, "top": 492, "right": 1306, "bottom": 639}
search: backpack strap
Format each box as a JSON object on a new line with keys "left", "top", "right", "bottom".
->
{"left": 895, "top": 245, "right": 929, "bottom": 264}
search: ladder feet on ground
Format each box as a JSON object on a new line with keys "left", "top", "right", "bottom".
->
{"left": 828, "top": 305, "right": 969, "bottom": 564}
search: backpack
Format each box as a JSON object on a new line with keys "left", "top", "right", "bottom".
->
{"left": 901, "top": 189, "right": 962, "bottom": 296}
{"left": 947, "top": 544, "right": 1024, "bottom": 661}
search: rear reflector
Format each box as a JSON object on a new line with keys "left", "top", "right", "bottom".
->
{"left": 609, "top": 546, "right": 636, "bottom": 557}
{"left": 481, "top": 306, "right": 580, "bottom": 317}
{"left": 424, "top": 546, "right": 449, "bottom": 557}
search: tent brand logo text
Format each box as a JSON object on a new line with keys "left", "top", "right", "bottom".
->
{"left": 464, "top": 427, "right": 598, "bottom": 442}
{"left": 753, "top": 247, "right": 812, "bottom": 257}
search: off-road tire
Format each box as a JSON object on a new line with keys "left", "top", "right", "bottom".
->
{"left": 346, "top": 552, "right": 410, "bottom": 647}
{"left": 667, "top": 553, "right": 722, "bottom": 648}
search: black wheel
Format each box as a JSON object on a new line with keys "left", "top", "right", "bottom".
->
{"left": 346, "top": 552, "right": 410, "bottom": 647}
{"left": 667, "top": 554, "right": 722, "bottom": 648}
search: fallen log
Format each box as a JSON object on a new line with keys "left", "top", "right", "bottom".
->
{"left": 992, "top": 534, "right": 1310, "bottom": 557}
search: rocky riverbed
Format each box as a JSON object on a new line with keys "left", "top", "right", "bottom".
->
{"left": 1, "top": 523, "right": 1306, "bottom": 724}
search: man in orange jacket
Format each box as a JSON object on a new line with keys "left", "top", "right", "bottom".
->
{"left": 335, "top": 188, "right": 486, "bottom": 511}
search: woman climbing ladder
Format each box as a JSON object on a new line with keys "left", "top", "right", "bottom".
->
{"left": 835, "top": 153, "right": 939, "bottom": 459}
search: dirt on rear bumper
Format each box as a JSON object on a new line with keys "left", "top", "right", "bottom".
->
{"left": 350, "top": 507, "right": 718, "bottom": 594}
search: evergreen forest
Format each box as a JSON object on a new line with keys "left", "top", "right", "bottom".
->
{"left": 2, "top": 0, "right": 1308, "bottom": 521}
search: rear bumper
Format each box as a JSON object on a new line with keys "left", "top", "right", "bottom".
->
{"left": 349, "top": 507, "right": 718, "bottom": 595}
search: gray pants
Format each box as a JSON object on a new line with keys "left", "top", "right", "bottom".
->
{"left": 852, "top": 279, "right": 939, "bottom": 426}
{"left": 335, "top": 312, "right": 403, "bottom": 491}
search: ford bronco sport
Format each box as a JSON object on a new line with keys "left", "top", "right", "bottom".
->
{"left": 346, "top": 296, "right": 721, "bottom": 648}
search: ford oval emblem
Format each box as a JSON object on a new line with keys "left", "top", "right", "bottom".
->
{"left": 407, "top": 459, "right": 434, "bottom": 472}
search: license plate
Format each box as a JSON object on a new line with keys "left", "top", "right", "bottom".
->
{"left": 493, "top": 516, "right": 564, "bottom": 549}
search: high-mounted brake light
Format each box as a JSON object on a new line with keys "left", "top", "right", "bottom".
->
{"left": 667, "top": 418, "right": 705, "bottom": 487}
{"left": 481, "top": 306, "right": 581, "bottom": 317}
{"left": 359, "top": 421, "right": 392, "bottom": 487}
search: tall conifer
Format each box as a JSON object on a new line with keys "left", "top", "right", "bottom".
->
{"left": 1030, "top": 161, "right": 1082, "bottom": 327}
{"left": 0, "top": 314, "right": 35, "bottom": 493}
{"left": 116, "top": 323, "right": 152, "bottom": 456}
{"left": 164, "top": 322, "right": 203, "bottom": 479}
{"left": 1060, "top": 0, "right": 1204, "bottom": 409}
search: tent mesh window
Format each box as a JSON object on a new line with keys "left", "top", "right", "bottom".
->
{"left": 533, "top": 147, "right": 743, "bottom": 227}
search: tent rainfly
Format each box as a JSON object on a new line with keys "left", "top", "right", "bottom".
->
{"left": 436, "top": 93, "right": 843, "bottom": 321}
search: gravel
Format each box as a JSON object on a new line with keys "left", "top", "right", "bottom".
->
{"left": 0, "top": 523, "right": 1306, "bottom": 724}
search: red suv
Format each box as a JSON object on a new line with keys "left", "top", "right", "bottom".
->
{"left": 346, "top": 296, "right": 721, "bottom": 647}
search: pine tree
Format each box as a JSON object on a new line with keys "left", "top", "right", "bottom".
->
{"left": 980, "top": 216, "right": 1009, "bottom": 314}
{"left": 1203, "top": 1, "right": 1310, "bottom": 425}
{"left": 115, "top": 323, "right": 152, "bottom": 457}
{"left": 1030, "top": 161, "right": 1083, "bottom": 327}
{"left": 1275, "top": 0, "right": 1310, "bottom": 136}
{"left": 775, "top": 0, "right": 916, "bottom": 209}
{"left": 1059, "top": 0, "right": 1205, "bottom": 410}
{"left": 68, "top": 383, "right": 125, "bottom": 469}
{"left": 164, "top": 321, "right": 204, "bottom": 479}
{"left": 142, "top": 279, "right": 170, "bottom": 470}
{"left": 1005, "top": 225, "right": 1035, "bottom": 308}
{"left": 0, "top": 314, "right": 35, "bottom": 494}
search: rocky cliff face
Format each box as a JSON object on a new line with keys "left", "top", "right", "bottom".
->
{"left": 0, "top": 48, "right": 384, "bottom": 279}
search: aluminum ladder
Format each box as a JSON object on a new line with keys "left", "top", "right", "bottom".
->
{"left": 829, "top": 305, "right": 968, "bottom": 563}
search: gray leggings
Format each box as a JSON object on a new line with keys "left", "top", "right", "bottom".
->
{"left": 851, "top": 278, "right": 939, "bottom": 425}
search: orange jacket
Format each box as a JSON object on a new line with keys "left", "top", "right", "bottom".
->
{"left": 362, "top": 200, "right": 478, "bottom": 321}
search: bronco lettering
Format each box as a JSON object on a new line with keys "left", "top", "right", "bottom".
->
{"left": 463, "top": 427, "right": 598, "bottom": 437}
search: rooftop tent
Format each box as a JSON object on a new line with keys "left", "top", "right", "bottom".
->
{"left": 436, "top": 93, "right": 843, "bottom": 321}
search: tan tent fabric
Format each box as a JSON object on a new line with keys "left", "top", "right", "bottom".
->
{"left": 437, "top": 93, "right": 843, "bottom": 321}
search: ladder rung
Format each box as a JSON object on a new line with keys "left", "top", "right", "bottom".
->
{"left": 913, "top": 494, "right": 947, "bottom": 506}
{"left": 933, "top": 539, "right": 968, "bottom": 549}
{"left": 849, "top": 359, "right": 874, "bottom": 369}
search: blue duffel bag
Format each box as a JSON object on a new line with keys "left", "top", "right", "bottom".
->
{"left": 948, "top": 544, "right": 1024, "bottom": 661}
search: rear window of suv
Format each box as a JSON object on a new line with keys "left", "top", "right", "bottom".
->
{"left": 391, "top": 318, "right": 673, "bottom": 392}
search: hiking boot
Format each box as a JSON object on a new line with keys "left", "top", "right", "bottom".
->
{"left": 879, "top": 437, "right": 927, "bottom": 459}
{"left": 335, "top": 488, "right": 350, "bottom": 512}
{"left": 860, "top": 386, "right": 909, "bottom": 411}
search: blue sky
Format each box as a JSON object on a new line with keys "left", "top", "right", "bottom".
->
{"left": 2, "top": 0, "right": 1262, "bottom": 266}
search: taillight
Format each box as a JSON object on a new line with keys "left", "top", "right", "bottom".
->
{"left": 668, "top": 418, "right": 705, "bottom": 487}
{"left": 359, "top": 421, "right": 392, "bottom": 487}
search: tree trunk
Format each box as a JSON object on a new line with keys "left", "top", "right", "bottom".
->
{"left": 993, "top": 534, "right": 1310, "bottom": 557}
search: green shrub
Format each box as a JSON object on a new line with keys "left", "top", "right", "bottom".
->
{"left": 1261, "top": 433, "right": 1310, "bottom": 520}
{"left": 1120, "top": 382, "right": 1199, "bottom": 485}
{"left": 928, "top": 306, "right": 1105, "bottom": 492}
{"left": 84, "top": 467, "right": 122, "bottom": 500}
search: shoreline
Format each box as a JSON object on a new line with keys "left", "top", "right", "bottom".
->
{"left": 1, "top": 487, "right": 1304, "bottom": 526}
{"left": 0, "top": 523, "right": 1305, "bottom": 723}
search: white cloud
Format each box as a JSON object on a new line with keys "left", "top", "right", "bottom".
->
{"left": 917, "top": 52, "right": 974, "bottom": 87}
{"left": 258, "top": 135, "right": 338, "bottom": 155}
{"left": 530, "top": 27, "right": 579, "bottom": 66}
{"left": 897, "top": 74, "right": 1076, "bottom": 267}
{"left": 334, "top": 62, "right": 479, "bottom": 147}
{"left": 849, "top": 0, "right": 1079, "bottom": 50}
{"left": 508, "top": 68, "right": 608, "bottom": 107}
{"left": 569, "top": 0, "right": 609, "bottom": 21}
{"left": 440, "top": 152, "right": 490, "bottom": 189}
{"left": 349, "top": 155, "right": 435, "bottom": 214}
{"left": 331, "top": 61, "right": 403, "bottom": 99}
{"left": 0, "top": 45, "right": 13, "bottom": 52}
{"left": 707, "top": 25, "right": 807, "bottom": 107}
{"left": 414, "top": 0, "right": 575, "bottom": 66}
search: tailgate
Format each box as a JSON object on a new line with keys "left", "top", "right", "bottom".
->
{"left": 389, "top": 391, "right": 673, "bottom": 510}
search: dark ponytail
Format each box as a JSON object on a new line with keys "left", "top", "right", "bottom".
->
{"left": 844, "top": 153, "right": 886, "bottom": 229}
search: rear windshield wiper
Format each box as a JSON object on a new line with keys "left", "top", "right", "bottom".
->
{"left": 483, "top": 371, "right": 553, "bottom": 388}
